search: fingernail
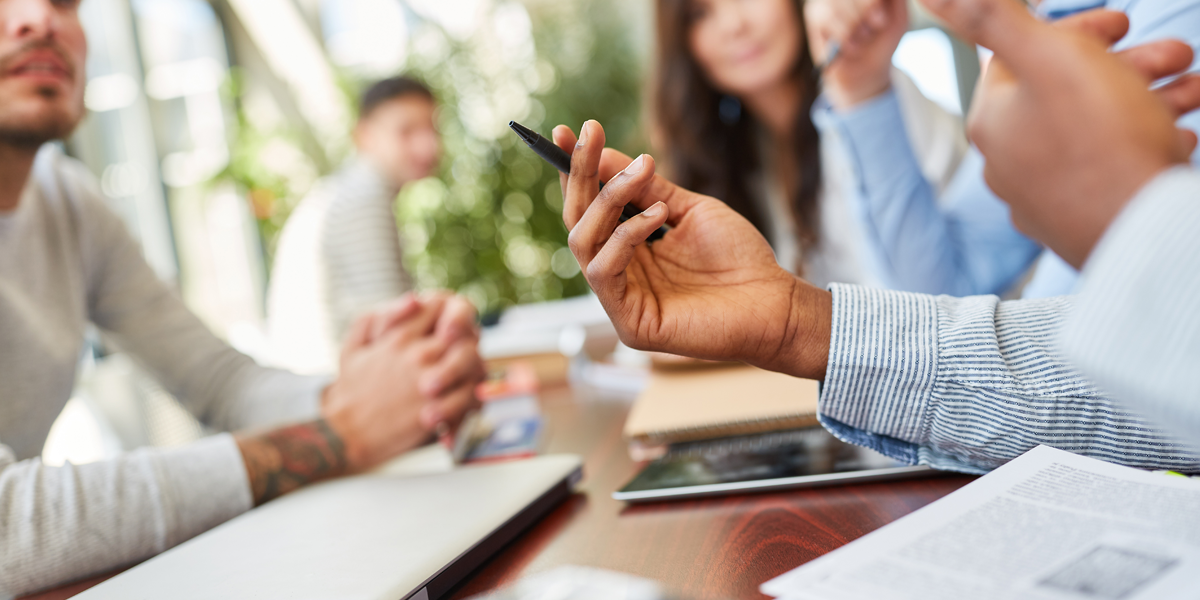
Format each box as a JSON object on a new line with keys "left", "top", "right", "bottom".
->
{"left": 577, "top": 121, "right": 590, "bottom": 146}
{"left": 419, "top": 404, "right": 443, "bottom": 430}
{"left": 643, "top": 201, "right": 665, "bottom": 218}
{"left": 625, "top": 154, "right": 646, "bottom": 175}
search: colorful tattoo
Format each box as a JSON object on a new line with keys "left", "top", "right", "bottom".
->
{"left": 236, "top": 419, "right": 349, "bottom": 506}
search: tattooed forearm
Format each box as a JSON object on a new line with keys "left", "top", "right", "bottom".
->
{"left": 235, "top": 419, "right": 349, "bottom": 506}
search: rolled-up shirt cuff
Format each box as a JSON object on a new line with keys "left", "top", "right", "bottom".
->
{"left": 819, "top": 283, "right": 939, "bottom": 463}
{"left": 151, "top": 433, "right": 253, "bottom": 548}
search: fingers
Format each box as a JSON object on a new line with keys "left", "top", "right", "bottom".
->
{"left": 1052, "top": 9, "right": 1129, "bottom": 46}
{"left": 1116, "top": 39, "right": 1195, "bottom": 84}
{"left": 419, "top": 381, "right": 479, "bottom": 432}
{"left": 599, "top": 148, "right": 698, "bottom": 221}
{"left": 1155, "top": 74, "right": 1200, "bottom": 119}
{"left": 434, "top": 296, "right": 480, "bottom": 346}
{"left": 418, "top": 338, "right": 486, "bottom": 399}
{"left": 380, "top": 296, "right": 446, "bottom": 348}
{"left": 919, "top": 0, "right": 1045, "bottom": 74}
{"left": 567, "top": 154, "right": 657, "bottom": 268}
{"left": 586, "top": 202, "right": 669, "bottom": 299}
{"left": 552, "top": 125, "right": 580, "bottom": 225}
{"left": 805, "top": 0, "right": 893, "bottom": 60}
{"left": 368, "top": 293, "right": 422, "bottom": 342}
{"left": 565, "top": 120, "right": 605, "bottom": 231}
{"left": 341, "top": 312, "right": 376, "bottom": 355}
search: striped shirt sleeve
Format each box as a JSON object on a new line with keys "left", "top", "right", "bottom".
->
{"left": 819, "top": 283, "right": 1200, "bottom": 474}
{"left": 1062, "top": 167, "right": 1200, "bottom": 448}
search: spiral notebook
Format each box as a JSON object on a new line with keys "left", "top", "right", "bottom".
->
{"left": 623, "top": 364, "right": 820, "bottom": 445}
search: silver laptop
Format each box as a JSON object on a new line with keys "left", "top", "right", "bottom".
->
{"left": 76, "top": 454, "right": 583, "bottom": 600}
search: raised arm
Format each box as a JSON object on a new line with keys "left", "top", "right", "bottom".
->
{"left": 805, "top": 0, "right": 1037, "bottom": 295}
{"left": 552, "top": 119, "right": 1198, "bottom": 475}
{"left": 822, "top": 100, "right": 1042, "bottom": 296}
{"left": 818, "top": 0, "right": 1200, "bottom": 296}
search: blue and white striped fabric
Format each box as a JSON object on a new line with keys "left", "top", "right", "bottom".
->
{"left": 1064, "top": 167, "right": 1200, "bottom": 453}
{"left": 819, "top": 283, "right": 1200, "bottom": 474}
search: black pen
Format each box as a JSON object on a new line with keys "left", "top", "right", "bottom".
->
{"left": 509, "top": 120, "right": 667, "bottom": 242}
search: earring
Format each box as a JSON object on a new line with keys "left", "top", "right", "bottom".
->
{"left": 718, "top": 95, "right": 742, "bottom": 125}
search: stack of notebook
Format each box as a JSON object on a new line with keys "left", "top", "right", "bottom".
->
{"left": 623, "top": 363, "right": 820, "bottom": 460}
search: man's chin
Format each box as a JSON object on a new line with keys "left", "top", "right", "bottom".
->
{"left": 0, "top": 110, "right": 82, "bottom": 149}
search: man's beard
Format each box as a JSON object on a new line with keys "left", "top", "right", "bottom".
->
{"left": 0, "top": 88, "right": 80, "bottom": 149}
{"left": 0, "top": 42, "right": 82, "bottom": 149}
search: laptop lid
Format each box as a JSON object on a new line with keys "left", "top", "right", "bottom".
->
{"left": 76, "top": 454, "right": 583, "bottom": 600}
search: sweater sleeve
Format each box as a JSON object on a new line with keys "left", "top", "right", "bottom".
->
{"left": 0, "top": 434, "right": 251, "bottom": 596}
{"left": 64, "top": 157, "right": 328, "bottom": 432}
{"left": 819, "top": 283, "right": 1200, "bottom": 474}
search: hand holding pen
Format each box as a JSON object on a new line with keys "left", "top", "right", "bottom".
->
{"left": 510, "top": 121, "right": 668, "bottom": 242}
{"left": 804, "top": 0, "right": 909, "bottom": 109}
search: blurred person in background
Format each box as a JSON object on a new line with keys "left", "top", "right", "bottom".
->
{"left": 0, "top": 1, "right": 481, "bottom": 595}
{"left": 650, "top": 0, "right": 966, "bottom": 286}
{"left": 549, "top": 2, "right": 1200, "bottom": 476}
{"left": 267, "top": 76, "right": 441, "bottom": 375}
{"left": 828, "top": 0, "right": 1200, "bottom": 299}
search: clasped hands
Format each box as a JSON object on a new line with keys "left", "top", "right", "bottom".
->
{"left": 552, "top": 3, "right": 1200, "bottom": 376}
{"left": 321, "top": 292, "right": 485, "bottom": 471}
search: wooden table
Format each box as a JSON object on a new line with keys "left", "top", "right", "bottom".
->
{"left": 448, "top": 385, "right": 974, "bottom": 599}
{"left": 24, "top": 384, "right": 974, "bottom": 600}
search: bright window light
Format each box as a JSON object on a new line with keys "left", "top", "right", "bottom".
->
{"left": 893, "top": 28, "right": 962, "bottom": 116}
{"left": 321, "top": 0, "right": 409, "bottom": 76}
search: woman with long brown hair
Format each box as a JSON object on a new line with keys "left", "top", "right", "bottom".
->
{"left": 651, "top": 0, "right": 966, "bottom": 285}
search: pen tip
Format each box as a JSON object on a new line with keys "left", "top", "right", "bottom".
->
{"left": 508, "top": 121, "right": 537, "bottom": 144}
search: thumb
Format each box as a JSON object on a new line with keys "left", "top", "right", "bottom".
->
{"left": 920, "top": 0, "right": 1045, "bottom": 74}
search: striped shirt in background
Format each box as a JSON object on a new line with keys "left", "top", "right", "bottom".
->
{"left": 267, "top": 159, "right": 413, "bottom": 374}
{"left": 819, "top": 278, "right": 1200, "bottom": 474}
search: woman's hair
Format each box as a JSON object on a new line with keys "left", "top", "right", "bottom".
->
{"left": 651, "top": 0, "right": 823, "bottom": 251}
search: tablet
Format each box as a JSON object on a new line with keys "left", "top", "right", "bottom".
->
{"left": 613, "top": 427, "right": 936, "bottom": 503}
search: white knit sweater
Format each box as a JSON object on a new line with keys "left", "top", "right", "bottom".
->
{"left": 0, "top": 146, "right": 326, "bottom": 596}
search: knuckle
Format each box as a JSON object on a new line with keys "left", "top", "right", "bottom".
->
{"left": 567, "top": 229, "right": 585, "bottom": 254}
{"left": 585, "top": 259, "right": 609, "bottom": 282}
{"left": 610, "top": 223, "right": 631, "bottom": 244}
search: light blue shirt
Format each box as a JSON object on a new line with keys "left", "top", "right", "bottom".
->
{"left": 819, "top": 0, "right": 1200, "bottom": 299}
{"left": 819, "top": 168, "right": 1200, "bottom": 475}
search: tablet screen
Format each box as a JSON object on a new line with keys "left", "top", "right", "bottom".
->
{"left": 616, "top": 427, "right": 928, "bottom": 502}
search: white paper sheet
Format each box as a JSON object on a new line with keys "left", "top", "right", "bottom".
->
{"left": 761, "top": 445, "right": 1200, "bottom": 600}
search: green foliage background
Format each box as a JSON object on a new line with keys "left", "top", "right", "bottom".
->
{"left": 396, "top": 0, "right": 647, "bottom": 313}
{"left": 222, "top": 0, "right": 648, "bottom": 315}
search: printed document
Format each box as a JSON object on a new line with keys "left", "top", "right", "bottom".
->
{"left": 761, "top": 445, "right": 1200, "bottom": 600}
